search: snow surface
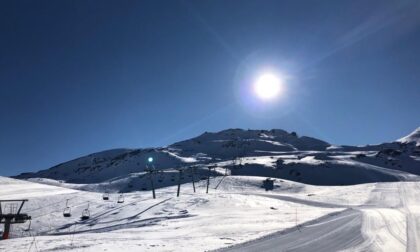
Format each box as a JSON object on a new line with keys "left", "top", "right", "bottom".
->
{"left": 2, "top": 127, "right": 420, "bottom": 251}
{"left": 1, "top": 176, "right": 420, "bottom": 251}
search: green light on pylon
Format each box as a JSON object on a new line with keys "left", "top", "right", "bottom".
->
{"left": 148, "top": 157, "right": 153, "bottom": 163}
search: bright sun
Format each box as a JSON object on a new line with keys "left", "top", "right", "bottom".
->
{"left": 253, "top": 73, "right": 283, "bottom": 100}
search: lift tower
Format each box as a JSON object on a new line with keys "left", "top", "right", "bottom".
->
{"left": 0, "top": 199, "right": 31, "bottom": 240}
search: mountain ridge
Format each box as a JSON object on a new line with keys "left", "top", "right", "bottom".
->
{"left": 14, "top": 127, "right": 420, "bottom": 187}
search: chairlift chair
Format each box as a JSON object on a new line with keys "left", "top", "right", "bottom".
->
{"left": 63, "top": 199, "right": 71, "bottom": 217}
{"left": 81, "top": 202, "right": 90, "bottom": 220}
{"left": 102, "top": 192, "right": 109, "bottom": 200}
{"left": 63, "top": 207, "right": 71, "bottom": 217}
{"left": 117, "top": 194, "right": 124, "bottom": 203}
{"left": 81, "top": 209, "right": 90, "bottom": 220}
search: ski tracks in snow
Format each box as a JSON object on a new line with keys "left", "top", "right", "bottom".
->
{"left": 221, "top": 182, "right": 420, "bottom": 252}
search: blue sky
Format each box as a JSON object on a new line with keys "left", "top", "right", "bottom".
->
{"left": 1, "top": 0, "right": 419, "bottom": 176}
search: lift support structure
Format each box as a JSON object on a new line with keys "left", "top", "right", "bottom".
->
{"left": 0, "top": 199, "right": 31, "bottom": 240}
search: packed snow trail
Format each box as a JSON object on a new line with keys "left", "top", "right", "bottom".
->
{"left": 219, "top": 209, "right": 363, "bottom": 252}
{"left": 250, "top": 193, "right": 348, "bottom": 208}
{"left": 221, "top": 181, "right": 420, "bottom": 252}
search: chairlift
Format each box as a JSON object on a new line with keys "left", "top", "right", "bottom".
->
{"left": 63, "top": 207, "right": 71, "bottom": 217}
{"left": 81, "top": 209, "right": 90, "bottom": 220}
{"left": 81, "top": 203, "right": 90, "bottom": 220}
{"left": 117, "top": 194, "right": 124, "bottom": 203}
{"left": 63, "top": 199, "right": 71, "bottom": 217}
{"left": 102, "top": 192, "right": 109, "bottom": 200}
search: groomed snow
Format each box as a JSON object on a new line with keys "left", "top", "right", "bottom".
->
{"left": 1, "top": 176, "right": 419, "bottom": 251}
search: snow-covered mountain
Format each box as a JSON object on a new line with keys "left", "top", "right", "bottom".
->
{"left": 170, "top": 128, "right": 330, "bottom": 156}
{"left": 14, "top": 128, "right": 420, "bottom": 188}
{"left": 398, "top": 127, "right": 420, "bottom": 146}
{"left": 3, "top": 128, "right": 420, "bottom": 252}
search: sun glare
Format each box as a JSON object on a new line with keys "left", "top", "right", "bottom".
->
{"left": 254, "top": 73, "right": 283, "bottom": 100}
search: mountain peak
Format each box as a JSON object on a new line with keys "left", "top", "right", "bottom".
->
{"left": 170, "top": 128, "right": 330, "bottom": 153}
{"left": 397, "top": 127, "right": 420, "bottom": 145}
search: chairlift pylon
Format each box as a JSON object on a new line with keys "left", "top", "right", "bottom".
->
{"left": 0, "top": 200, "right": 31, "bottom": 240}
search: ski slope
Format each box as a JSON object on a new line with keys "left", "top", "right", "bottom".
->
{"left": 2, "top": 127, "right": 419, "bottom": 251}
{"left": 1, "top": 176, "right": 419, "bottom": 251}
{"left": 220, "top": 181, "right": 420, "bottom": 252}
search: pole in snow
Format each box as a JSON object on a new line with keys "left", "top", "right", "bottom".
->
{"left": 146, "top": 156, "right": 156, "bottom": 199}
{"left": 150, "top": 168, "right": 156, "bottom": 199}
{"left": 177, "top": 169, "right": 183, "bottom": 197}
{"left": 206, "top": 166, "right": 214, "bottom": 194}
{"left": 191, "top": 166, "right": 196, "bottom": 193}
